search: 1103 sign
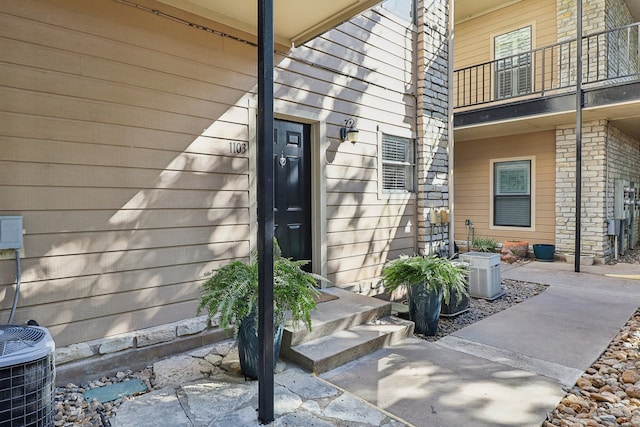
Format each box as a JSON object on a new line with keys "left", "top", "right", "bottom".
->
{"left": 229, "top": 142, "right": 248, "bottom": 154}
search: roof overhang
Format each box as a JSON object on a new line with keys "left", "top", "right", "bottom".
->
{"left": 455, "top": 0, "right": 640, "bottom": 23}
{"left": 157, "top": 0, "right": 382, "bottom": 48}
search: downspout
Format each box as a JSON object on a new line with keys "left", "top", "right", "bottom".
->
{"left": 448, "top": 0, "right": 455, "bottom": 256}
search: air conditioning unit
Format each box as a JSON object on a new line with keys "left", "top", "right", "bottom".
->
{"left": 459, "top": 252, "right": 504, "bottom": 300}
{"left": 0, "top": 325, "right": 56, "bottom": 426}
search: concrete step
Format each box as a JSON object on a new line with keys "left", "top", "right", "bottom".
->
{"left": 282, "top": 287, "right": 392, "bottom": 348}
{"left": 281, "top": 315, "right": 414, "bottom": 374}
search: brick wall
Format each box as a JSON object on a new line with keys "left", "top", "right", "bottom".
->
{"left": 416, "top": 0, "right": 451, "bottom": 256}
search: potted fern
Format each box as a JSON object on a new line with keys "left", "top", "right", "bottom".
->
{"left": 197, "top": 240, "right": 324, "bottom": 379}
{"left": 382, "top": 255, "right": 468, "bottom": 336}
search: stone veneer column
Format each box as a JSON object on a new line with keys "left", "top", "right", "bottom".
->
{"left": 555, "top": 120, "right": 608, "bottom": 261}
{"left": 556, "top": 120, "right": 640, "bottom": 262}
{"left": 415, "top": 0, "right": 450, "bottom": 255}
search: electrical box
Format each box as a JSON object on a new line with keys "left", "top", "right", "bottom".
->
{"left": 440, "top": 210, "right": 450, "bottom": 223}
{"left": 429, "top": 208, "right": 441, "bottom": 224}
{"left": 0, "top": 216, "right": 24, "bottom": 250}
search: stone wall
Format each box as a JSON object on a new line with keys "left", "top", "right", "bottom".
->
{"left": 607, "top": 124, "right": 640, "bottom": 254}
{"left": 555, "top": 120, "right": 640, "bottom": 262}
{"left": 556, "top": 120, "right": 608, "bottom": 261}
{"left": 557, "top": 0, "right": 638, "bottom": 84}
{"left": 416, "top": 0, "right": 451, "bottom": 256}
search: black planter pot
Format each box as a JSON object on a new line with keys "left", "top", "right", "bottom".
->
{"left": 440, "top": 287, "right": 470, "bottom": 317}
{"left": 407, "top": 284, "right": 443, "bottom": 336}
{"left": 237, "top": 311, "right": 284, "bottom": 380}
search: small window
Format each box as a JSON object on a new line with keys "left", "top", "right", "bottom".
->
{"left": 494, "top": 160, "right": 531, "bottom": 227}
{"left": 382, "top": 134, "right": 415, "bottom": 193}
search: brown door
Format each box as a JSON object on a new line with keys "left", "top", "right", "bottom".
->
{"left": 273, "top": 119, "right": 312, "bottom": 266}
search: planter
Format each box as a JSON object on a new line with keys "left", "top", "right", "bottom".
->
{"left": 533, "top": 244, "right": 555, "bottom": 262}
{"left": 237, "top": 311, "right": 284, "bottom": 380}
{"left": 407, "top": 285, "right": 443, "bottom": 336}
{"left": 440, "top": 287, "right": 469, "bottom": 317}
{"left": 502, "top": 240, "right": 529, "bottom": 259}
{"left": 564, "top": 254, "right": 594, "bottom": 266}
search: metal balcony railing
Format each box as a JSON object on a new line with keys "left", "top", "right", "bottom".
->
{"left": 454, "top": 22, "right": 640, "bottom": 109}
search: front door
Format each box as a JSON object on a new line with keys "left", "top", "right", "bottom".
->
{"left": 273, "top": 119, "right": 312, "bottom": 267}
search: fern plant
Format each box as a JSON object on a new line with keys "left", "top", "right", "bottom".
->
{"left": 197, "top": 240, "right": 324, "bottom": 336}
{"left": 382, "top": 255, "right": 468, "bottom": 305}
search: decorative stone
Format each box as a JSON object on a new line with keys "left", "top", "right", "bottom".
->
{"left": 176, "top": 317, "right": 208, "bottom": 336}
{"left": 55, "top": 343, "right": 94, "bottom": 364}
{"left": 136, "top": 326, "right": 176, "bottom": 347}
{"left": 99, "top": 336, "right": 135, "bottom": 354}
{"left": 622, "top": 370, "right": 640, "bottom": 384}
{"left": 626, "top": 385, "right": 640, "bottom": 399}
{"left": 589, "top": 392, "right": 618, "bottom": 403}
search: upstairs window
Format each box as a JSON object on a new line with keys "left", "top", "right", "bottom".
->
{"left": 382, "top": 134, "right": 415, "bottom": 193}
{"left": 493, "top": 160, "right": 531, "bottom": 227}
{"left": 494, "top": 26, "right": 532, "bottom": 99}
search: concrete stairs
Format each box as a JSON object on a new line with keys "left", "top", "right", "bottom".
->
{"left": 280, "top": 287, "right": 414, "bottom": 374}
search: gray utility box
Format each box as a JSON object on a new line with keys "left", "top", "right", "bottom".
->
{"left": 0, "top": 216, "right": 23, "bottom": 250}
{"left": 459, "top": 252, "right": 503, "bottom": 300}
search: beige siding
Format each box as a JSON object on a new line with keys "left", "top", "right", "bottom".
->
{"left": 455, "top": 0, "right": 558, "bottom": 69}
{"left": 454, "top": 131, "right": 556, "bottom": 245}
{"left": 0, "top": 0, "right": 417, "bottom": 345}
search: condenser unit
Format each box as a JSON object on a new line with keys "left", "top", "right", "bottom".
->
{"left": 0, "top": 325, "right": 56, "bottom": 426}
{"left": 459, "top": 252, "right": 504, "bottom": 300}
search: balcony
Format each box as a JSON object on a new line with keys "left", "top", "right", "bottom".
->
{"left": 454, "top": 22, "right": 640, "bottom": 110}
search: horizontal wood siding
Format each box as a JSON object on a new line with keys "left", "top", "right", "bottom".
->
{"left": 454, "top": 131, "right": 556, "bottom": 245}
{"left": 0, "top": 0, "right": 255, "bottom": 346}
{"left": 455, "top": 0, "right": 558, "bottom": 70}
{"left": 0, "top": 0, "right": 417, "bottom": 345}
{"left": 284, "top": 10, "right": 417, "bottom": 285}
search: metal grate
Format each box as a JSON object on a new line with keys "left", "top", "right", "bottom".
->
{"left": 0, "top": 326, "right": 55, "bottom": 426}
{"left": 0, "top": 326, "right": 46, "bottom": 357}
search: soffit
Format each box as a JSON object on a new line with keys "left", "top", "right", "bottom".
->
{"left": 156, "top": 0, "right": 382, "bottom": 47}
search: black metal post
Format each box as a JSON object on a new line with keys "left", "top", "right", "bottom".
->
{"left": 257, "top": 0, "right": 275, "bottom": 423}
{"left": 575, "top": 0, "right": 583, "bottom": 273}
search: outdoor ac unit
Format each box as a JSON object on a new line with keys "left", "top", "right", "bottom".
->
{"left": 0, "top": 325, "right": 56, "bottom": 426}
{"left": 459, "top": 252, "right": 504, "bottom": 300}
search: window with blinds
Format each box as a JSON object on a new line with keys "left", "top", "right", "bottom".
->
{"left": 382, "top": 134, "right": 414, "bottom": 193}
{"left": 494, "top": 160, "right": 531, "bottom": 227}
{"left": 494, "top": 26, "right": 532, "bottom": 99}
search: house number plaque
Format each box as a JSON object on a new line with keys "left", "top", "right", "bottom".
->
{"left": 228, "top": 142, "right": 248, "bottom": 154}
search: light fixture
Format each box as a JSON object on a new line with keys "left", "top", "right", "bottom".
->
{"left": 340, "top": 118, "right": 359, "bottom": 143}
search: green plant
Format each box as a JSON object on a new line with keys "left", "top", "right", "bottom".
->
{"left": 471, "top": 236, "right": 498, "bottom": 253}
{"left": 197, "top": 240, "right": 324, "bottom": 336}
{"left": 382, "top": 255, "right": 468, "bottom": 305}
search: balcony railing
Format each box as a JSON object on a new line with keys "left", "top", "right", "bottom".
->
{"left": 454, "top": 22, "right": 640, "bottom": 109}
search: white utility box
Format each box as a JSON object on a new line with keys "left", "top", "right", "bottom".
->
{"left": 459, "top": 252, "right": 503, "bottom": 300}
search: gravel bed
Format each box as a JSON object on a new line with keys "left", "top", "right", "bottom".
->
{"left": 417, "top": 277, "right": 548, "bottom": 342}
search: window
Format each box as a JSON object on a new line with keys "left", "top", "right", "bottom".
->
{"left": 379, "top": 0, "right": 415, "bottom": 23}
{"left": 493, "top": 160, "right": 531, "bottom": 227}
{"left": 381, "top": 134, "right": 415, "bottom": 193}
{"left": 494, "top": 26, "right": 532, "bottom": 99}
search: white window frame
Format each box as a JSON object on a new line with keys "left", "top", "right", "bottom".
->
{"left": 378, "top": 130, "right": 416, "bottom": 200}
{"left": 489, "top": 156, "right": 536, "bottom": 231}
{"left": 493, "top": 25, "right": 534, "bottom": 100}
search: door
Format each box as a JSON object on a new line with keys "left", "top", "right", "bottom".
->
{"left": 273, "top": 119, "right": 312, "bottom": 267}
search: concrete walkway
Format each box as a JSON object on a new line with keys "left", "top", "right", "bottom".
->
{"left": 113, "top": 261, "right": 640, "bottom": 427}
